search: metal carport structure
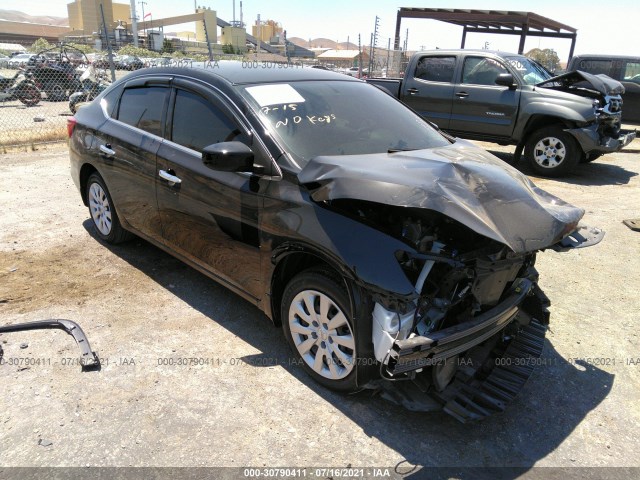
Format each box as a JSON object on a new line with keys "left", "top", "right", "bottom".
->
{"left": 394, "top": 8, "right": 577, "bottom": 62}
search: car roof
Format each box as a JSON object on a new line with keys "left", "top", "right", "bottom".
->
{"left": 132, "top": 61, "right": 362, "bottom": 85}
{"left": 569, "top": 54, "right": 640, "bottom": 61}
{"left": 415, "top": 49, "right": 522, "bottom": 58}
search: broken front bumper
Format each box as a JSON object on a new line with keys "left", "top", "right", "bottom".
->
{"left": 387, "top": 278, "right": 546, "bottom": 376}
{"left": 568, "top": 124, "right": 636, "bottom": 154}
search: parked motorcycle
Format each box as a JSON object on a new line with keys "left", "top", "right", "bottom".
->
{"left": 0, "top": 69, "right": 41, "bottom": 106}
{"left": 25, "top": 55, "right": 81, "bottom": 102}
{"left": 69, "top": 66, "right": 110, "bottom": 114}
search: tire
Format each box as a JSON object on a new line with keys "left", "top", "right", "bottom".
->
{"left": 85, "top": 173, "right": 131, "bottom": 244}
{"left": 524, "top": 127, "right": 580, "bottom": 177}
{"left": 581, "top": 152, "right": 603, "bottom": 163}
{"left": 18, "top": 84, "right": 40, "bottom": 106}
{"left": 45, "top": 82, "right": 67, "bottom": 102}
{"left": 281, "top": 268, "right": 370, "bottom": 392}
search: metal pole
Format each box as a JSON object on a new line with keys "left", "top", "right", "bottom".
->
{"left": 139, "top": 1, "right": 147, "bottom": 41}
{"left": 129, "top": 0, "right": 138, "bottom": 47}
{"left": 386, "top": 37, "right": 390, "bottom": 74}
{"left": 256, "top": 14, "right": 261, "bottom": 58}
{"left": 100, "top": 3, "right": 116, "bottom": 82}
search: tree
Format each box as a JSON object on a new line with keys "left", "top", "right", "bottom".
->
{"left": 222, "top": 43, "right": 235, "bottom": 54}
{"left": 30, "top": 38, "right": 53, "bottom": 53}
{"left": 526, "top": 48, "right": 561, "bottom": 73}
{"left": 162, "top": 39, "right": 174, "bottom": 54}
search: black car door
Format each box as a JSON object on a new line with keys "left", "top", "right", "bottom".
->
{"left": 156, "top": 80, "right": 266, "bottom": 302}
{"left": 90, "top": 77, "right": 170, "bottom": 240}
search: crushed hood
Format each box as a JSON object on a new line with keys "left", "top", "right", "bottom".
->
{"left": 537, "top": 70, "right": 625, "bottom": 96}
{"left": 298, "top": 144, "right": 584, "bottom": 253}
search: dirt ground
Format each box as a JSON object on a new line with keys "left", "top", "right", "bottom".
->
{"left": 1, "top": 140, "right": 639, "bottom": 478}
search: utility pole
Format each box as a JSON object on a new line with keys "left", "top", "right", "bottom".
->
{"left": 129, "top": 0, "right": 138, "bottom": 46}
{"left": 386, "top": 38, "right": 391, "bottom": 76}
{"left": 358, "top": 33, "right": 362, "bottom": 78}
{"left": 369, "top": 15, "right": 379, "bottom": 74}
{"left": 256, "top": 14, "right": 261, "bottom": 58}
{"left": 100, "top": 3, "right": 116, "bottom": 81}
{"left": 138, "top": 1, "right": 147, "bottom": 40}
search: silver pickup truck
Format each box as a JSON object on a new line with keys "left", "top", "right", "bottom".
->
{"left": 368, "top": 49, "right": 636, "bottom": 177}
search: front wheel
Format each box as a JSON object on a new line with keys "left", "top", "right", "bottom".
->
{"left": 85, "top": 173, "right": 131, "bottom": 244}
{"left": 524, "top": 127, "right": 580, "bottom": 177}
{"left": 282, "top": 269, "right": 368, "bottom": 392}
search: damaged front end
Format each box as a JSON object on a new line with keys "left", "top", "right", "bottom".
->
{"left": 330, "top": 200, "right": 551, "bottom": 421}
{"left": 299, "top": 146, "right": 603, "bottom": 421}
{"left": 537, "top": 70, "right": 636, "bottom": 154}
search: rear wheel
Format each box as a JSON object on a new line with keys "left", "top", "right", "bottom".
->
{"left": 45, "top": 82, "right": 67, "bottom": 102}
{"left": 282, "top": 269, "right": 368, "bottom": 392}
{"left": 18, "top": 84, "right": 40, "bottom": 106}
{"left": 524, "top": 127, "right": 580, "bottom": 177}
{"left": 86, "top": 172, "right": 131, "bottom": 244}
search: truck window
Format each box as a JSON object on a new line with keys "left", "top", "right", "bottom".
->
{"left": 624, "top": 62, "right": 640, "bottom": 82}
{"left": 575, "top": 59, "right": 613, "bottom": 76}
{"left": 462, "top": 57, "right": 508, "bottom": 86}
{"left": 414, "top": 56, "right": 455, "bottom": 83}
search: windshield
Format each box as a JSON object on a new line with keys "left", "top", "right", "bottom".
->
{"left": 505, "top": 56, "right": 553, "bottom": 85}
{"left": 239, "top": 80, "right": 450, "bottom": 168}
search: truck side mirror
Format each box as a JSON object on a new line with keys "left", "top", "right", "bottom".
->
{"left": 202, "top": 142, "right": 254, "bottom": 172}
{"left": 495, "top": 73, "right": 517, "bottom": 90}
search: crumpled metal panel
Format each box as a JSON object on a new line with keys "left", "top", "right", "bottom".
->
{"left": 537, "top": 70, "right": 625, "bottom": 95}
{"left": 298, "top": 142, "right": 584, "bottom": 253}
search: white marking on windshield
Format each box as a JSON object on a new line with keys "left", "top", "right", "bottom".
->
{"left": 246, "top": 84, "right": 305, "bottom": 107}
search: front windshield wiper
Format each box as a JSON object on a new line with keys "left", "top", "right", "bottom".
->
{"left": 388, "top": 147, "right": 419, "bottom": 153}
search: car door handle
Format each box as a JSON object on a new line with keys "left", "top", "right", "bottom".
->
{"left": 159, "top": 169, "right": 182, "bottom": 185}
{"left": 407, "top": 87, "right": 419, "bottom": 95}
{"left": 99, "top": 144, "right": 115, "bottom": 157}
{"left": 456, "top": 92, "right": 469, "bottom": 98}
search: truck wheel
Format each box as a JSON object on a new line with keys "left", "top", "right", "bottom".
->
{"left": 581, "top": 152, "right": 603, "bottom": 163}
{"left": 524, "top": 127, "right": 580, "bottom": 177}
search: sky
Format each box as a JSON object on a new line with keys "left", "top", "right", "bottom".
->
{"left": 3, "top": 0, "right": 639, "bottom": 62}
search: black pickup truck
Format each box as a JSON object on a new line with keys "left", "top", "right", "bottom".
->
{"left": 368, "top": 49, "right": 636, "bottom": 176}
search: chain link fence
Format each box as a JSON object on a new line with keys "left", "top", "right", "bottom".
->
{"left": 0, "top": 46, "right": 123, "bottom": 150}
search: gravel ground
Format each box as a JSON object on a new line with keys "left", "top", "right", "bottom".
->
{"left": 0, "top": 140, "right": 639, "bottom": 478}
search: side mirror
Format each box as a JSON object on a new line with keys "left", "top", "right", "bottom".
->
{"left": 495, "top": 73, "right": 517, "bottom": 90}
{"left": 202, "top": 142, "right": 254, "bottom": 172}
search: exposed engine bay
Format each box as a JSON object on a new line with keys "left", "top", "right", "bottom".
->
{"left": 329, "top": 199, "right": 536, "bottom": 359}
{"left": 326, "top": 199, "right": 554, "bottom": 420}
{"left": 537, "top": 70, "right": 625, "bottom": 138}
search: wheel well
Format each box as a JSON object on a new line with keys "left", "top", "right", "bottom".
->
{"left": 270, "top": 252, "right": 339, "bottom": 326}
{"left": 522, "top": 115, "right": 573, "bottom": 141}
{"left": 79, "top": 164, "right": 98, "bottom": 206}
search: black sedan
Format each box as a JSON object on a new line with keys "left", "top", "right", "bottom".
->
{"left": 68, "top": 63, "right": 600, "bottom": 421}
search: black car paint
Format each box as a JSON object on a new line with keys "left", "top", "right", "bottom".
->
{"left": 69, "top": 64, "right": 592, "bottom": 419}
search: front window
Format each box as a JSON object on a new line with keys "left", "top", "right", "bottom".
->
{"left": 239, "top": 80, "right": 450, "bottom": 168}
{"left": 505, "top": 56, "right": 553, "bottom": 85}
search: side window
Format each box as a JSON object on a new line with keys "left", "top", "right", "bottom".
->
{"left": 171, "top": 89, "right": 247, "bottom": 151}
{"left": 575, "top": 59, "right": 613, "bottom": 76}
{"left": 462, "top": 57, "right": 508, "bottom": 85}
{"left": 414, "top": 56, "right": 455, "bottom": 83}
{"left": 624, "top": 62, "right": 640, "bottom": 82}
{"left": 117, "top": 86, "right": 168, "bottom": 136}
